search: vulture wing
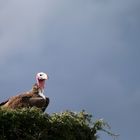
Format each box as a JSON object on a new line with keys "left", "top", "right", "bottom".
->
{"left": 0, "top": 93, "right": 32, "bottom": 109}
{"left": 0, "top": 92, "right": 49, "bottom": 112}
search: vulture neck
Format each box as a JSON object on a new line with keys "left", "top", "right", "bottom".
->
{"left": 37, "top": 79, "right": 46, "bottom": 89}
{"left": 36, "top": 79, "right": 46, "bottom": 99}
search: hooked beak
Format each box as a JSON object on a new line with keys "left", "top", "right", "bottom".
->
{"left": 41, "top": 74, "right": 48, "bottom": 80}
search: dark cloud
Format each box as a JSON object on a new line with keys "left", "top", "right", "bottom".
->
{"left": 0, "top": 0, "right": 140, "bottom": 139}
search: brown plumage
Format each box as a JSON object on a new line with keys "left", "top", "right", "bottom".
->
{"left": 0, "top": 72, "right": 49, "bottom": 112}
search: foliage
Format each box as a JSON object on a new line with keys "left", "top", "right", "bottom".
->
{"left": 0, "top": 108, "right": 117, "bottom": 140}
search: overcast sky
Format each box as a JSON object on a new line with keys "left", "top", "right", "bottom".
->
{"left": 0, "top": 0, "right": 140, "bottom": 140}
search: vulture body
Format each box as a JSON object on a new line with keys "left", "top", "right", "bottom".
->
{"left": 0, "top": 72, "right": 49, "bottom": 112}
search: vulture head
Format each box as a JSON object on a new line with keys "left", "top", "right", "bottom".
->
{"left": 36, "top": 72, "right": 48, "bottom": 89}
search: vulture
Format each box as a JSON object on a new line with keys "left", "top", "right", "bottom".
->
{"left": 0, "top": 72, "right": 49, "bottom": 112}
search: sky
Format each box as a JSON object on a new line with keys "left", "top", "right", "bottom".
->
{"left": 0, "top": 0, "right": 140, "bottom": 139}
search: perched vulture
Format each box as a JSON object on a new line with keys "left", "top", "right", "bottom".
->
{"left": 0, "top": 72, "right": 49, "bottom": 112}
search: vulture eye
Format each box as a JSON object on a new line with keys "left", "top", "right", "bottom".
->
{"left": 40, "top": 74, "right": 42, "bottom": 76}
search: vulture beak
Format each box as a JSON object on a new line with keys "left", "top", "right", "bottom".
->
{"left": 39, "top": 74, "right": 48, "bottom": 80}
{"left": 47, "top": 75, "right": 49, "bottom": 80}
{"left": 44, "top": 74, "right": 48, "bottom": 80}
